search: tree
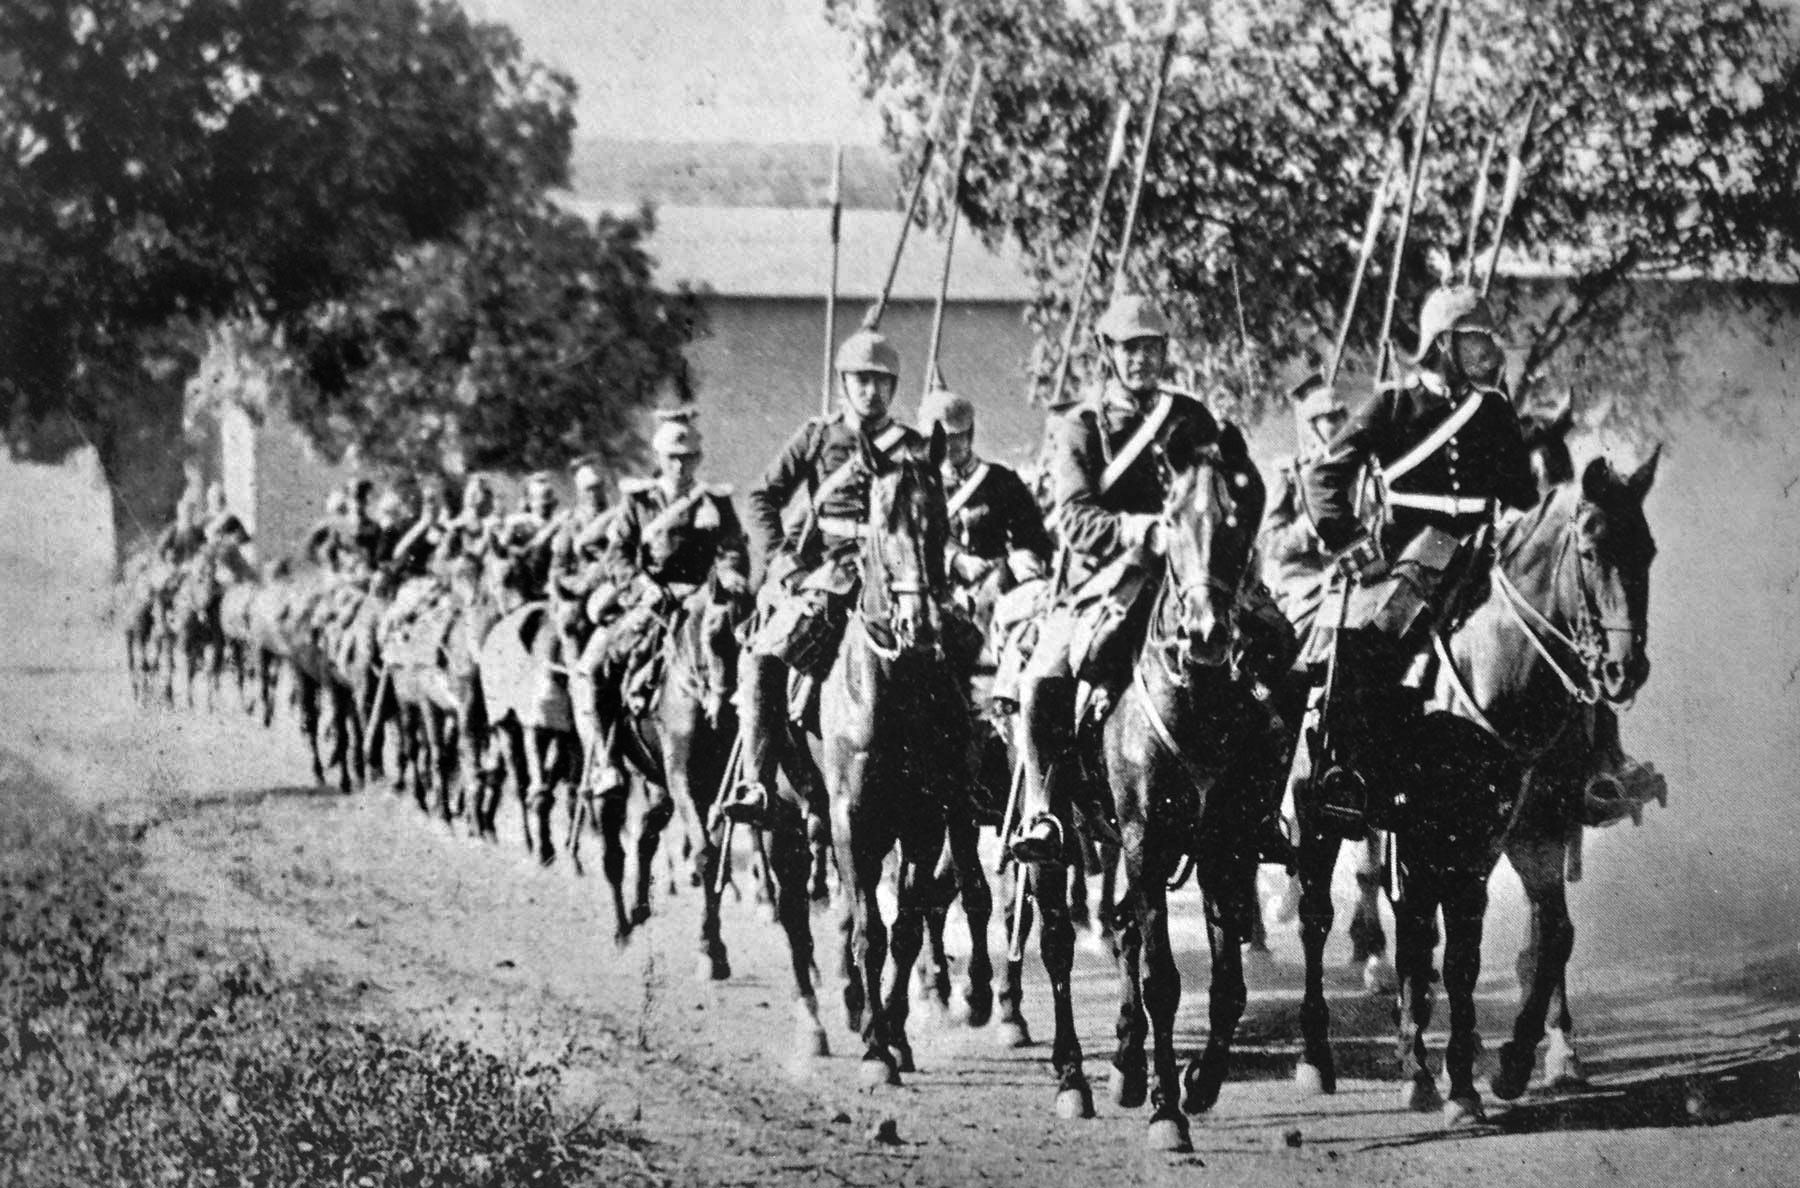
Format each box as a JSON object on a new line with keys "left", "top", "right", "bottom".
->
{"left": 827, "top": 0, "right": 1799, "bottom": 428}
{"left": 277, "top": 202, "right": 705, "bottom": 477}
{"left": 0, "top": 0, "right": 573, "bottom": 552}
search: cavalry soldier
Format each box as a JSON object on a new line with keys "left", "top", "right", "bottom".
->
{"left": 548, "top": 461, "right": 614, "bottom": 634}
{"left": 1010, "top": 295, "right": 1258, "bottom": 863}
{"left": 387, "top": 476, "right": 451, "bottom": 580}
{"left": 304, "top": 489, "right": 351, "bottom": 569}
{"left": 156, "top": 498, "right": 209, "bottom": 567}
{"left": 719, "top": 329, "right": 926, "bottom": 827}
{"left": 582, "top": 413, "right": 749, "bottom": 795}
{"left": 489, "top": 471, "right": 563, "bottom": 602}
{"left": 916, "top": 387, "right": 1055, "bottom": 613}
{"left": 334, "top": 479, "right": 385, "bottom": 574}
{"left": 1299, "top": 283, "right": 1538, "bottom": 830}
{"left": 1260, "top": 366, "right": 1350, "bottom": 644}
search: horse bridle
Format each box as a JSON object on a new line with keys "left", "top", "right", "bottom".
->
{"left": 1154, "top": 457, "right": 1250, "bottom": 684}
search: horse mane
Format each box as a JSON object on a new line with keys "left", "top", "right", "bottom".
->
{"left": 1496, "top": 482, "right": 1575, "bottom": 566}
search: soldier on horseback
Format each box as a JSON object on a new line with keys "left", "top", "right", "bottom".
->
{"left": 1299, "top": 284, "right": 1539, "bottom": 831}
{"left": 719, "top": 329, "right": 926, "bottom": 828}
{"left": 1010, "top": 295, "right": 1263, "bottom": 864}
{"left": 335, "top": 478, "right": 385, "bottom": 575}
{"left": 581, "top": 412, "right": 749, "bottom": 796}
{"left": 157, "top": 498, "right": 208, "bottom": 567}
{"left": 1261, "top": 365, "right": 1350, "bottom": 645}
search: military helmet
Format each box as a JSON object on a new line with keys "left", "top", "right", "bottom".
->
{"left": 1287, "top": 371, "right": 1346, "bottom": 422}
{"left": 572, "top": 462, "right": 603, "bottom": 490}
{"left": 916, "top": 388, "right": 976, "bottom": 435}
{"left": 1094, "top": 294, "right": 1171, "bottom": 343}
{"left": 651, "top": 414, "right": 703, "bottom": 456}
{"left": 833, "top": 329, "right": 900, "bottom": 378}
{"left": 1411, "top": 285, "right": 1497, "bottom": 363}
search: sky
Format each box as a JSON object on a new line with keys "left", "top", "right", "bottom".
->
{"left": 468, "top": 0, "right": 883, "bottom": 144}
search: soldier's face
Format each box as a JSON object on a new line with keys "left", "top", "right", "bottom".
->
{"left": 1449, "top": 327, "right": 1504, "bottom": 385}
{"left": 576, "top": 481, "right": 604, "bottom": 509}
{"left": 658, "top": 450, "right": 700, "bottom": 488}
{"left": 1305, "top": 410, "right": 1347, "bottom": 453}
{"left": 1109, "top": 335, "right": 1166, "bottom": 394}
{"left": 841, "top": 371, "right": 896, "bottom": 423}
{"left": 944, "top": 429, "right": 974, "bottom": 469}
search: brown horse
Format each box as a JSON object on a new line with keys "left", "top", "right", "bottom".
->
{"left": 1019, "top": 428, "right": 1272, "bottom": 1151}
{"left": 1293, "top": 451, "right": 1660, "bottom": 1126}
{"left": 168, "top": 552, "right": 227, "bottom": 710}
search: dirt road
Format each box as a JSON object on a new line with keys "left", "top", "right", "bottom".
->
{"left": 5, "top": 608, "right": 1798, "bottom": 1185}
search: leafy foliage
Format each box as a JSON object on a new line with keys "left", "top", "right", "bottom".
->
{"left": 0, "top": 0, "right": 572, "bottom": 482}
{"left": 284, "top": 202, "right": 706, "bottom": 476}
{"left": 0, "top": 776, "right": 626, "bottom": 1187}
{"left": 829, "top": 0, "right": 1800, "bottom": 424}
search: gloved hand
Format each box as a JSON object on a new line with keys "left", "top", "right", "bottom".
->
{"left": 950, "top": 551, "right": 994, "bottom": 584}
{"left": 1120, "top": 513, "right": 1167, "bottom": 556}
{"left": 716, "top": 569, "right": 749, "bottom": 598}
{"left": 1337, "top": 533, "right": 1387, "bottom": 584}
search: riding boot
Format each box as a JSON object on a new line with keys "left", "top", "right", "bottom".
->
{"left": 1579, "top": 704, "right": 1665, "bottom": 824}
{"left": 1009, "top": 672, "right": 1074, "bottom": 863}
{"left": 721, "top": 649, "right": 788, "bottom": 827}
{"left": 1311, "top": 631, "right": 1407, "bottom": 836}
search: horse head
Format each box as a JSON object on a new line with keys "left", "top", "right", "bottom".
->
{"left": 1572, "top": 448, "right": 1660, "bottom": 703}
{"left": 859, "top": 424, "right": 950, "bottom": 655}
{"left": 1153, "top": 423, "right": 1265, "bottom": 670}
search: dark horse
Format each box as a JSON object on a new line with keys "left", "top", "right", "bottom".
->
{"left": 599, "top": 576, "right": 752, "bottom": 968}
{"left": 1293, "top": 450, "right": 1659, "bottom": 1125}
{"left": 819, "top": 426, "right": 975, "bottom": 1087}
{"left": 1021, "top": 428, "right": 1275, "bottom": 1152}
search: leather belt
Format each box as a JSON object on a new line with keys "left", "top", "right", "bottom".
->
{"left": 816, "top": 516, "right": 869, "bottom": 539}
{"left": 1387, "top": 491, "right": 1492, "bottom": 516}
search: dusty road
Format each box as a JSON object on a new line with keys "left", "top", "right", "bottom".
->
{"left": 4, "top": 588, "right": 1799, "bottom": 1186}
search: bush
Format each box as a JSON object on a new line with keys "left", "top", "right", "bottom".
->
{"left": 0, "top": 777, "right": 625, "bottom": 1186}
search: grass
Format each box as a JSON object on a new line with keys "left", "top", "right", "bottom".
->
{"left": 0, "top": 756, "right": 634, "bottom": 1187}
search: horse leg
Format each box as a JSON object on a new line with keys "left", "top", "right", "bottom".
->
{"left": 1496, "top": 833, "right": 1578, "bottom": 1099}
{"left": 994, "top": 864, "right": 1032, "bottom": 1048}
{"left": 1032, "top": 857, "right": 1093, "bottom": 1119}
{"left": 1184, "top": 876, "right": 1250, "bottom": 1118}
{"left": 771, "top": 819, "right": 828, "bottom": 1064}
{"left": 299, "top": 677, "right": 326, "bottom": 785}
{"left": 836, "top": 800, "right": 900, "bottom": 1086}
{"left": 1349, "top": 831, "right": 1396, "bottom": 991}
{"left": 915, "top": 848, "right": 955, "bottom": 1019}
{"left": 1394, "top": 879, "right": 1444, "bottom": 1114}
{"left": 524, "top": 726, "right": 556, "bottom": 865}
{"left": 945, "top": 808, "right": 994, "bottom": 1028}
{"left": 1295, "top": 829, "right": 1344, "bottom": 1096}
{"left": 1441, "top": 872, "right": 1490, "bottom": 1125}
{"left": 597, "top": 789, "right": 633, "bottom": 942}
{"left": 883, "top": 832, "right": 942, "bottom": 1076}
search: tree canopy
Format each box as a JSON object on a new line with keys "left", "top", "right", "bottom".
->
{"left": 828, "top": 0, "right": 1800, "bottom": 425}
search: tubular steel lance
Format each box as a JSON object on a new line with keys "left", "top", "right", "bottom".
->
{"left": 1370, "top": 1, "right": 1454, "bottom": 387}
{"left": 1040, "top": 101, "right": 1133, "bottom": 409}
{"left": 863, "top": 49, "right": 964, "bottom": 332}
{"left": 922, "top": 61, "right": 987, "bottom": 399}
{"left": 1481, "top": 93, "right": 1541, "bottom": 298}
{"left": 820, "top": 143, "right": 844, "bottom": 416}
{"left": 1109, "top": 0, "right": 1185, "bottom": 303}
{"left": 1460, "top": 129, "right": 1500, "bottom": 286}
{"left": 1324, "top": 144, "right": 1402, "bottom": 389}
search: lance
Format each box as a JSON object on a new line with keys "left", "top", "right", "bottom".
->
{"left": 1324, "top": 144, "right": 1402, "bottom": 389}
{"left": 1040, "top": 103, "right": 1133, "bottom": 408}
{"left": 1481, "top": 92, "right": 1541, "bottom": 297}
{"left": 1370, "top": 1, "right": 1454, "bottom": 388}
{"left": 820, "top": 144, "right": 844, "bottom": 416}
{"left": 1460, "top": 129, "right": 1500, "bottom": 286}
{"left": 1110, "top": 0, "right": 1184, "bottom": 302}
{"left": 1229, "top": 252, "right": 1255, "bottom": 394}
{"left": 863, "top": 49, "right": 963, "bottom": 332}
{"left": 922, "top": 61, "right": 987, "bottom": 398}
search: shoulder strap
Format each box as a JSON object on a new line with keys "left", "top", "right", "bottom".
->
{"left": 945, "top": 461, "right": 992, "bottom": 518}
{"left": 813, "top": 421, "right": 906, "bottom": 506}
{"left": 1098, "top": 392, "right": 1175, "bottom": 495}
{"left": 1383, "top": 388, "right": 1486, "bottom": 484}
{"left": 640, "top": 485, "right": 709, "bottom": 541}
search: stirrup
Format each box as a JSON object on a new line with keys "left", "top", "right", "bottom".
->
{"left": 720, "top": 780, "right": 772, "bottom": 827}
{"left": 1310, "top": 764, "right": 1369, "bottom": 841}
{"left": 1255, "top": 815, "right": 1298, "bottom": 872}
{"left": 1008, "top": 814, "right": 1064, "bottom": 864}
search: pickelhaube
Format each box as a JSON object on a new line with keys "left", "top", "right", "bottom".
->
{"left": 833, "top": 329, "right": 901, "bottom": 377}
{"left": 1287, "top": 371, "right": 1346, "bottom": 422}
{"left": 1411, "top": 285, "right": 1497, "bottom": 363}
{"left": 651, "top": 408, "right": 703, "bottom": 456}
{"left": 916, "top": 388, "right": 976, "bottom": 434}
{"left": 1093, "top": 294, "right": 1171, "bottom": 342}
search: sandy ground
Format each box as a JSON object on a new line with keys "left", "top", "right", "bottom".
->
{"left": 4, "top": 578, "right": 1798, "bottom": 1188}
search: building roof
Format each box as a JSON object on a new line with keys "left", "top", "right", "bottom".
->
{"left": 557, "top": 199, "right": 1037, "bottom": 303}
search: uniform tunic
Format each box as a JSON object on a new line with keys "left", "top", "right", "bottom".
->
{"left": 943, "top": 459, "right": 1054, "bottom": 566}
{"left": 748, "top": 412, "right": 926, "bottom": 568}
{"left": 1303, "top": 373, "right": 1537, "bottom": 554}
{"left": 609, "top": 481, "right": 749, "bottom": 590}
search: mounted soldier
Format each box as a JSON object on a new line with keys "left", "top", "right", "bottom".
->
{"left": 1009, "top": 295, "right": 1269, "bottom": 863}
{"left": 488, "top": 471, "right": 562, "bottom": 606}
{"left": 1260, "top": 365, "right": 1350, "bottom": 648}
{"left": 719, "top": 328, "right": 927, "bottom": 828}
{"left": 916, "top": 387, "right": 1055, "bottom": 623}
{"left": 303, "top": 488, "right": 350, "bottom": 569}
{"left": 580, "top": 412, "right": 749, "bottom": 796}
{"left": 1299, "top": 283, "right": 1539, "bottom": 832}
{"left": 157, "top": 498, "right": 209, "bottom": 568}
{"left": 334, "top": 478, "right": 384, "bottom": 576}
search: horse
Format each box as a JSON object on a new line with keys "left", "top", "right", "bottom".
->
{"left": 168, "top": 552, "right": 227, "bottom": 710}
{"left": 121, "top": 555, "right": 177, "bottom": 706}
{"left": 475, "top": 596, "right": 578, "bottom": 860}
{"left": 595, "top": 575, "right": 752, "bottom": 965}
{"left": 1292, "top": 450, "right": 1660, "bottom": 1126}
{"left": 1018, "top": 428, "right": 1274, "bottom": 1151}
{"left": 379, "top": 568, "right": 491, "bottom": 828}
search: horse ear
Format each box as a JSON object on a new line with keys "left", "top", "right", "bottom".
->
{"left": 1626, "top": 443, "right": 1662, "bottom": 501}
{"left": 927, "top": 423, "right": 947, "bottom": 471}
{"left": 1580, "top": 456, "right": 1613, "bottom": 503}
{"left": 1217, "top": 422, "right": 1250, "bottom": 467}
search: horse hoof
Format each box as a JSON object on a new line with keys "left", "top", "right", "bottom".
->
{"left": 629, "top": 904, "right": 651, "bottom": 928}
{"left": 1294, "top": 1062, "right": 1333, "bottom": 1098}
{"left": 1182, "top": 1052, "right": 1225, "bottom": 1115}
{"left": 1363, "top": 955, "right": 1397, "bottom": 995}
{"left": 1401, "top": 1074, "right": 1443, "bottom": 1113}
{"left": 1054, "top": 1085, "right": 1094, "bottom": 1120}
{"left": 994, "top": 1018, "right": 1031, "bottom": 1050}
{"left": 1443, "top": 1095, "right": 1485, "bottom": 1127}
{"left": 1491, "top": 1041, "right": 1536, "bottom": 1101}
{"left": 1145, "top": 1115, "right": 1191, "bottom": 1153}
{"left": 961, "top": 990, "right": 993, "bottom": 1030}
{"left": 892, "top": 1041, "right": 916, "bottom": 1075}
{"left": 795, "top": 1025, "right": 829, "bottom": 1060}
{"left": 1543, "top": 1030, "right": 1587, "bottom": 1089}
{"left": 1109, "top": 1062, "right": 1147, "bottom": 1110}
{"left": 858, "top": 1056, "right": 900, "bottom": 1090}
